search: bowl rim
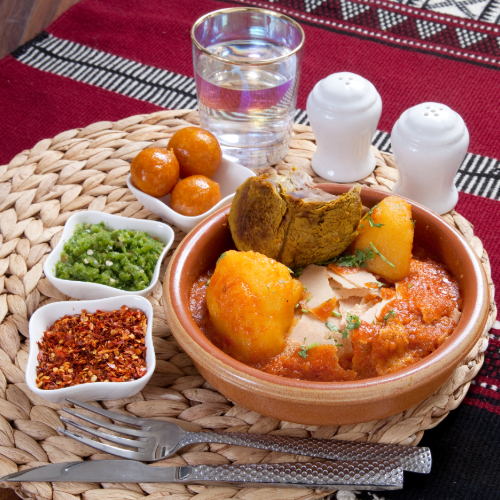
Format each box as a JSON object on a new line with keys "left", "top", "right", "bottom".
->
{"left": 43, "top": 211, "right": 174, "bottom": 297}
{"left": 167, "top": 185, "right": 489, "bottom": 392}
{"left": 25, "top": 295, "right": 155, "bottom": 399}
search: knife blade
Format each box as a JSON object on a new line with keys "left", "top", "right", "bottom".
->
{"left": 2, "top": 460, "right": 403, "bottom": 490}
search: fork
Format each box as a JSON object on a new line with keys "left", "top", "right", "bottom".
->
{"left": 59, "top": 399, "right": 431, "bottom": 473}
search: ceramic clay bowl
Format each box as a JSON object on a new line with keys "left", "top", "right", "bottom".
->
{"left": 163, "top": 185, "right": 489, "bottom": 425}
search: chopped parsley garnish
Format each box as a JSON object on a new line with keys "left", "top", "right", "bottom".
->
{"left": 295, "top": 303, "right": 300, "bottom": 308}
{"left": 346, "top": 313, "right": 361, "bottom": 329}
{"left": 371, "top": 280, "right": 385, "bottom": 288}
{"left": 216, "top": 252, "right": 227, "bottom": 265}
{"left": 325, "top": 322, "right": 339, "bottom": 332}
{"left": 412, "top": 219, "right": 416, "bottom": 228}
{"left": 383, "top": 310, "right": 396, "bottom": 323}
{"left": 369, "top": 219, "right": 385, "bottom": 228}
{"left": 306, "top": 297, "right": 311, "bottom": 302}
{"left": 331, "top": 311, "right": 342, "bottom": 318}
{"left": 205, "top": 280, "right": 210, "bottom": 287}
{"left": 301, "top": 309, "right": 309, "bottom": 314}
{"left": 298, "top": 340, "right": 319, "bottom": 358}
{"left": 325, "top": 247, "right": 375, "bottom": 268}
{"left": 369, "top": 242, "right": 395, "bottom": 268}
{"left": 363, "top": 204, "right": 384, "bottom": 228}
{"left": 407, "top": 283, "right": 412, "bottom": 289}
{"left": 342, "top": 313, "right": 361, "bottom": 339}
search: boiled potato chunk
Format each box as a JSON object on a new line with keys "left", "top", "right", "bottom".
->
{"left": 352, "top": 196, "right": 413, "bottom": 281}
{"left": 206, "top": 250, "right": 303, "bottom": 365}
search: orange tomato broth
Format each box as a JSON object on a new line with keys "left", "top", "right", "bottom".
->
{"left": 188, "top": 249, "right": 461, "bottom": 381}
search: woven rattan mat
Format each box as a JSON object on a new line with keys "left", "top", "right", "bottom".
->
{"left": 0, "top": 110, "right": 496, "bottom": 500}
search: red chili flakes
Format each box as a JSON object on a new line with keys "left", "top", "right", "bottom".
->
{"left": 36, "top": 305, "right": 147, "bottom": 390}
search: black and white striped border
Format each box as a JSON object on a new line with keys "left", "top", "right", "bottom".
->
{"left": 13, "top": 32, "right": 500, "bottom": 201}
{"left": 471, "top": 379, "right": 499, "bottom": 393}
{"left": 14, "top": 32, "right": 199, "bottom": 110}
{"left": 391, "top": 0, "right": 500, "bottom": 25}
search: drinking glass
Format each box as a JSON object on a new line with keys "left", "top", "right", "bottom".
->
{"left": 191, "top": 7, "right": 305, "bottom": 169}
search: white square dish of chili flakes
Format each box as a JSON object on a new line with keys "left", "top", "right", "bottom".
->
{"left": 26, "top": 295, "right": 155, "bottom": 403}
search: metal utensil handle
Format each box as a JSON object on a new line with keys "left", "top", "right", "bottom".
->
{"left": 178, "top": 460, "right": 403, "bottom": 490}
{"left": 180, "top": 431, "right": 431, "bottom": 474}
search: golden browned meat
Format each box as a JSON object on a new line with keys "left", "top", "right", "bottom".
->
{"left": 206, "top": 251, "right": 303, "bottom": 364}
{"left": 228, "top": 171, "right": 363, "bottom": 269}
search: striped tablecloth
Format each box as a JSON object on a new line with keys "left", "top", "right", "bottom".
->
{"left": 0, "top": 1, "right": 499, "bottom": 499}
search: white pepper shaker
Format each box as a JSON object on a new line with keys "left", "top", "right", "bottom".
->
{"left": 391, "top": 103, "right": 469, "bottom": 215}
{"left": 307, "top": 72, "right": 382, "bottom": 183}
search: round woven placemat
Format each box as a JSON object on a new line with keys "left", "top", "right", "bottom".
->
{"left": 0, "top": 110, "right": 496, "bottom": 500}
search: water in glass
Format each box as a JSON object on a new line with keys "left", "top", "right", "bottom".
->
{"left": 196, "top": 39, "right": 299, "bottom": 167}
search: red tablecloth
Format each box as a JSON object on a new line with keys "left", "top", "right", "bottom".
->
{"left": 0, "top": 0, "right": 499, "bottom": 498}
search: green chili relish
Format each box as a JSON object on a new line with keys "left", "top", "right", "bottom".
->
{"left": 55, "top": 223, "right": 165, "bottom": 291}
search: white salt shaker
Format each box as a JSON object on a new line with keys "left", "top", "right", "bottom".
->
{"left": 307, "top": 72, "right": 382, "bottom": 183}
{"left": 391, "top": 103, "right": 469, "bottom": 215}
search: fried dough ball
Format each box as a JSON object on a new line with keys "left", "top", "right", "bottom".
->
{"left": 170, "top": 175, "right": 222, "bottom": 216}
{"left": 130, "top": 147, "right": 179, "bottom": 198}
{"left": 168, "top": 127, "right": 222, "bottom": 178}
{"left": 206, "top": 251, "right": 303, "bottom": 365}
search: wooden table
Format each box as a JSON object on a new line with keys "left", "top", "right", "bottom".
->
{"left": 0, "top": 0, "right": 81, "bottom": 59}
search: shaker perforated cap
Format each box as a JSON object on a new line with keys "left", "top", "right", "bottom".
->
{"left": 392, "top": 103, "right": 467, "bottom": 147}
{"left": 309, "top": 72, "right": 380, "bottom": 113}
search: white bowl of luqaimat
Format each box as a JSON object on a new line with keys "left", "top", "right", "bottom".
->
{"left": 26, "top": 295, "right": 155, "bottom": 404}
{"left": 163, "top": 179, "right": 489, "bottom": 426}
{"left": 127, "top": 157, "right": 255, "bottom": 233}
{"left": 44, "top": 211, "right": 174, "bottom": 300}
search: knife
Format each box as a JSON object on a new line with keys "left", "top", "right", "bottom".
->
{"left": 2, "top": 460, "right": 403, "bottom": 490}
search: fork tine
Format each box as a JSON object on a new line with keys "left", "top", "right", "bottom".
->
{"left": 58, "top": 427, "right": 146, "bottom": 460}
{"left": 60, "top": 417, "right": 149, "bottom": 449}
{"left": 62, "top": 408, "right": 148, "bottom": 438}
{"left": 66, "top": 399, "right": 145, "bottom": 426}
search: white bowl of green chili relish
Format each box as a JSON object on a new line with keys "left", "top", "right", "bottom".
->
{"left": 26, "top": 295, "right": 155, "bottom": 404}
{"left": 44, "top": 212, "right": 174, "bottom": 300}
{"left": 127, "top": 157, "right": 255, "bottom": 233}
